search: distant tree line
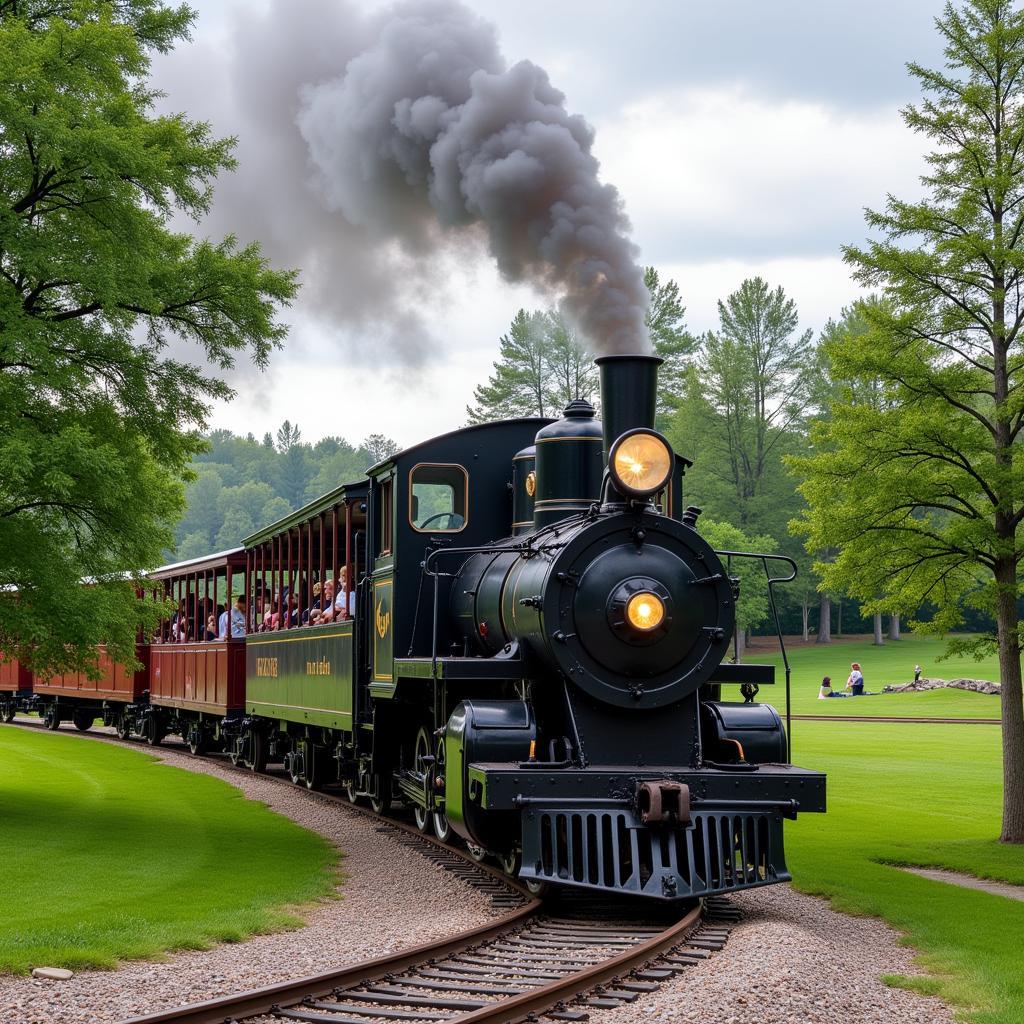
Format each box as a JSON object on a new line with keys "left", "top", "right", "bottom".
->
{"left": 172, "top": 427, "right": 397, "bottom": 560}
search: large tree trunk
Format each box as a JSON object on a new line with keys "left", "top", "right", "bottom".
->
{"left": 873, "top": 613, "right": 884, "bottom": 646}
{"left": 816, "top": 595, "right": 831, "bottom": 644}
{"left": 995, "top": 558, "right": 1024, "bottom": 842}
{"left": 888, "top": 613, "right": 901, "bottom": 640}
{"left": 733, "top": 625, "right": 746, "bottom": 662}
{"left": 801, "top": 601, "right": 810, "bottom": 642}
{"left": 836, "top": 598, "right": 843, "bottom": 637}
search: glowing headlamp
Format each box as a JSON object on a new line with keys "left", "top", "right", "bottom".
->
{"left": 609, "top": 429, "right": 673, "bottom": 498}
{"left": 626, "top": 591, "right": 666, "bottom": 632}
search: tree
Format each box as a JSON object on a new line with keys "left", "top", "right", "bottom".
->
{"left": 669, "top": 278, "right": 813, "bottom": 538}
{"left": 699, "top": 518, "right": 777, "bottom": 660}
{"left": 792, "top": 0, "right": 1024, "bottom": 843}
{"left": 275, "top": 420, "right": 302, "bottom": 452}
{"left": 363, "top": 434, "right": 400, "bottom": 466}
{"left": 0, "top": 1, "right": 297, "bottom": 673}
{"left": 644, "top": 266, "right": 696, "bottom": 425}
{"left": 467, "top": 309, "right": 552, "bottom": 422}
{"left": 542, "top": 313, "right": 598, "bottom": 413}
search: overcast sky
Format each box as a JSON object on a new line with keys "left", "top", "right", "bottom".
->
{"left": 152, "top": 0, "right": 946, "bottom": 448}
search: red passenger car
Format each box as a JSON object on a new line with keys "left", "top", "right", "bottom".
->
{"left": 143, "top": 549, "right": 248, "bottom": 751}
{"left": 31, "top": 645, "right": 148, "bottom": 732}
{"left": 0, "top": 654, "right": 31, "bottom": 723}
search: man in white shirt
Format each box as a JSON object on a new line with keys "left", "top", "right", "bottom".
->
{"left": 218, "top": 594, "right": 247, "bottom": 639}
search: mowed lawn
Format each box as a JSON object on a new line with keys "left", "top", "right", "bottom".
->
{"left": 789, "top": 721, "right": 1022, "bottom": 1024}
{"left": 0, "top": 726, "right": 339, "bottom": 973}
{"left": 745, "top": 634, "right": 1001, "bottom": 718}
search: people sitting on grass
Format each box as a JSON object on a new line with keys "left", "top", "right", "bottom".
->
{"left": 818, "top": 676, "right": 849, "bottom": 699}
{"left": 846, "top": 662, "right": 865, "bottom": 696}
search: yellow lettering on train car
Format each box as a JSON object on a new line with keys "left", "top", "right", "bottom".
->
{"left": 305, "top": 658, "right": 331, "bottom": 676}
{"left": 256, "top": 657, "right": 279, "bottom": 678}
{"left": 376, "top": 599, "right": 391, "bottom": 639}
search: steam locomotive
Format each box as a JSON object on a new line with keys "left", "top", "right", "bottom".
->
{"left": 0, "top": 354, "right": 825, "bottom": 901}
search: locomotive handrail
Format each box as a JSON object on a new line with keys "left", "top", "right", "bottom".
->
{"left": 715, "top": 550, "right": 797, "bottom": 763}
{"left": 421, "top": 542, "right": 531, "bottom": 670}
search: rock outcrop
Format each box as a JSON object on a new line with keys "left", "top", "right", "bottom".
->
{"left": 881, "top": 677, "right": 1000, "bottom": 695}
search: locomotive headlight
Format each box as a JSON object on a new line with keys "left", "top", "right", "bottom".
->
{"left": 609, "top": 430, "right": 673, "bottom": 498}
{"left": 626, "top": 591, "right": 665, "bottom": 632}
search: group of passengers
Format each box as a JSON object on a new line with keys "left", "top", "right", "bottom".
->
{"left": 162, "top": 568, "right": 356, "bottom": 641}
{"left": 252, "top": 566, "right": 356, "bottom": 633}
{"left": 166, "top": 593, "right": 246, "bottom": 642}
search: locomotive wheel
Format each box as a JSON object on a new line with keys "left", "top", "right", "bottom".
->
{"left": 43, "top": 708, "right": 61, "bottom": 731}
{"left": 524, "top": 878, "right": 551, "bottom": 898}
{"left": 72, "top": 711, "right": 94, "bottom": 732}
{"left": 369, "top": 776, "right": 391, "bottom": 815}
{"left": 115, "top": 715, "right": 131, "bottom": 740}
{"left": 466, "top": 843, "right": 487, "bottom": 862}
{"left": 343, "top": 779, "right": 359, "bottom": 803}
{"left": 500, "top": 849, "right": 521, "bottom": 878}
{"left": 412, "top": 728, "right": 433, "bottom": 833}
{"left": 432, "top": 812, "right": 453, "bottom": 843}
{"left": 1, "top": 706, "right": 15, "bottom": 724}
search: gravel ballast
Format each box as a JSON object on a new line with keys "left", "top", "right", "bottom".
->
{"left": 0, "top": 733, "right": 496, "bottom": 1024}
{"left": 601, "top": 884, "right": 955, "bottom": 1024}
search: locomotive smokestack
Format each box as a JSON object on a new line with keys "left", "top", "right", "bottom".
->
{"left": 596, "top": 355, "right": 663, "bottom": 458}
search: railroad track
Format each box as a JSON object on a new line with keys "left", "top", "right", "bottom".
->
{"left": 116, "top": 896, "right": 734, "bottom": 1024}
{"left": 8, "top": 716, "right": 740, "bottom": 1024}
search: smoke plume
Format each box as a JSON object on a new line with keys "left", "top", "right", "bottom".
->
{"left": 155, "top": 0, "right": 649, "bottom": 361}
{"left": 297, "top": 0, "right": 650, "bottom": 354}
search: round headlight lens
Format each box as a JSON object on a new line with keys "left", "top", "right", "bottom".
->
{"left": 610, "top": 430, "right": 673, "bottom": 497}
{"left": 626, "top": 591, "right": 666, "bottom": 632}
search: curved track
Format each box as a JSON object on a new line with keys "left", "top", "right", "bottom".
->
{"left": 6, "top": 717, "right": 738, "bottom": 1024}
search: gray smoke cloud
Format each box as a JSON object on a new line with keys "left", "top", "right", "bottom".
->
{"left": 297, "top": 0, "right": 650, "bottom": 354}
{"left": 153, "top": 0, "right": 649, "bottom": 364}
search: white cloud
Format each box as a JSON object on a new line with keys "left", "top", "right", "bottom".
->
{"left": 597, "top": 85, "right": 926, "bottom": 262}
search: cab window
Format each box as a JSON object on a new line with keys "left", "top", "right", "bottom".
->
{"left": 410, "top": 464, "right": 468, "bottom": 533}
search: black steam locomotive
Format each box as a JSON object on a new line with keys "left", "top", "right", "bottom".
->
{"left": 349, "top": 353, "right": 824, "bottom": 899}
{"left": 6, "top": 353, "right": 825, "bottom": 902}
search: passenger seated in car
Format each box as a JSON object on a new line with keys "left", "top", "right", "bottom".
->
{"left": 303, "top": 581, "right": 322, "bottom": 625}
{"left": 310, "top": 579, "right": 334, "bottom": 625}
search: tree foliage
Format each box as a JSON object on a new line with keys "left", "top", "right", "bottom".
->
{"left": 466, "top": 309, "right": 597, "bottom": 422}
{"left": 791, "top": 0, "right": 1024, "bottom": 842}
{"left": 669, "top": 277, "right": 813, "bottom": 539}
{"left": 0, "top": 1, "right": 297, "bottom": 672}
{"left": 173, "top": 427, "right": 395, "bottom": 559}
{"left": 643, "top": 266, "right": 696, "bottom": 424}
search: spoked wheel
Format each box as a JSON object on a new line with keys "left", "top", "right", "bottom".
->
{"left": 412, "top": 728, "right": 433, "bottom": 833}
{"left": 500, "top": 849, "right": 522, "bottom": 879}
{"left": 524, "top": 877, "right": 551, "bottom": 898}
{"left": 43, "top": 708, "right": 61, "bottom": 731}
{"left": 2, "top": 706, "right": 16, "bottom": 724}
{"left": 115, "top": 715, "right": 131, "bottom": 740}
{"left": 343, "top": 779, "right": 360, "bottom": 803}
{"left": 287, "top": 744, "right": 303, "bottom": 785}
{"left": 72, "top": 711, "right": 94, "bottom": 732}
{"left": 431, "top": 736, "right": 452, "bottom": 841}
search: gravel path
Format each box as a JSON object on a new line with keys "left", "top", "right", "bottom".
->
{"left": 0, "top": 731, "right": 496, "bottom": 1024}
{"left": 602, "top": 884, "right": 955, "bottom": 1024}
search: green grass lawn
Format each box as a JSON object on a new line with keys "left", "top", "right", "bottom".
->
{"left": 789, "top": 721, "right": 1021, "bottom": 1024}
{"left": 743, "top": 634, "right": 1002, "bottom": 718}
{"left": 0, "top": 726, "right": 339, "bottom": 973}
